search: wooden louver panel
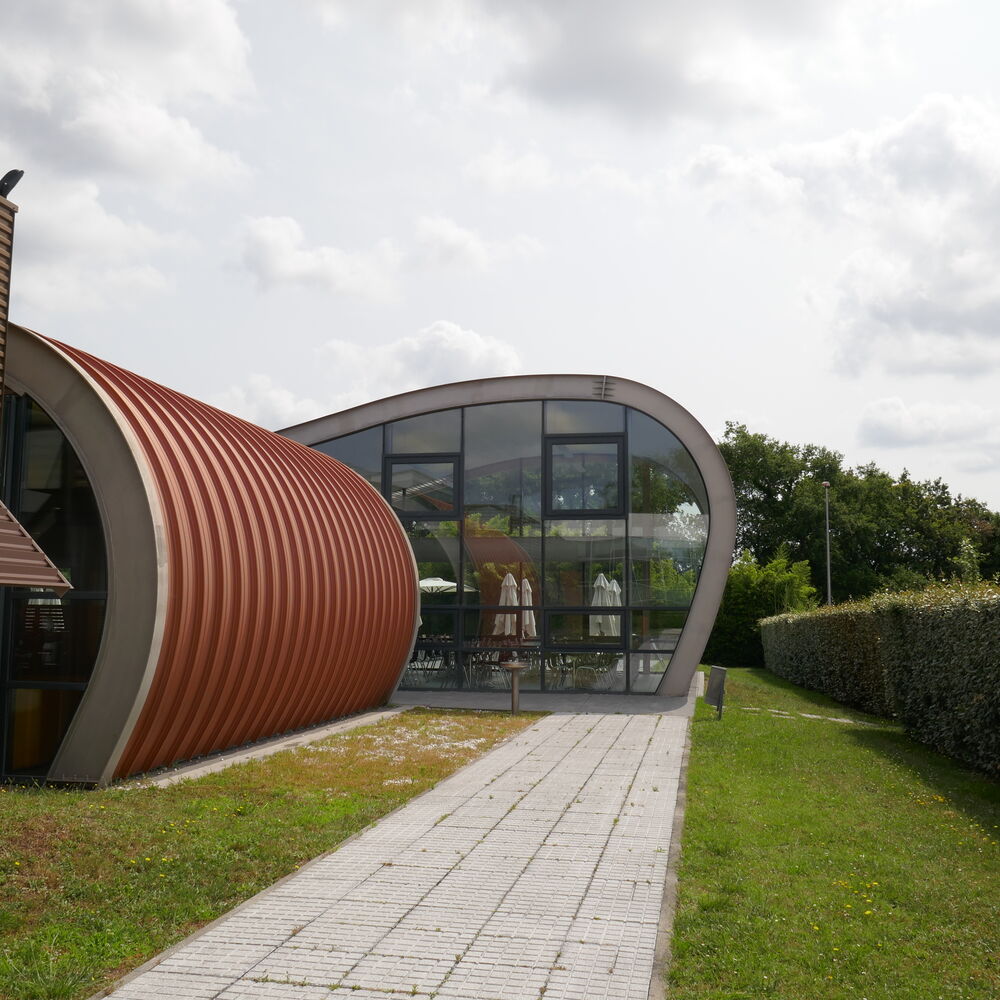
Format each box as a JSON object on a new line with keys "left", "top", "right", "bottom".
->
{"left": 0, "top": 197, "right": 14, "bottom": 397}
{"left": 0, "top": 499, "right": 72, "bottom": 595}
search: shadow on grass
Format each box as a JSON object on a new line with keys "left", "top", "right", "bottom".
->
{"left": 725, "top": 666, "right": 1000, "bottom": 832}
{"left": 723, "top": 666, "right": 891, "bottom": 722}
{"left": 845, "top": 724, "right": 1000, "bottom": 827}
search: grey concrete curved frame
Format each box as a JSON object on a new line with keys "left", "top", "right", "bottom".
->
{"left": 281, "top": 374, "right": 736, "bottom": 696}
{"left": 7, "top": 325, "right": 168, "bottom": 784}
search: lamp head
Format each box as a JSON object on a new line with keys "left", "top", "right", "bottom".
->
{"left": 0, "top": 169, "right": 24, "bottom": 198}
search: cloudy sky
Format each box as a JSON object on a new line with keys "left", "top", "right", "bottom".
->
{"left": 4, "top": 0, "right": 1000, "bottom": 508}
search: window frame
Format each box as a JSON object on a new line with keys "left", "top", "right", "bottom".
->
{"left": 543, "top": 433, "right": 626, "bottom": 518}
{"left": 384, "top": 452, "right": 462, "bottom": 520}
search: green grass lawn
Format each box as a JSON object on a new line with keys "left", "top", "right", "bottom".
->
{"left": 669, "top": 668, "right": 999, "bottom": 1000}
{"left": 0, "top": 708, "right": 539, "bottom": 1000}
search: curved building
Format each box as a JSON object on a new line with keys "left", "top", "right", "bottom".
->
{"left": 281, "top": 376, "right": 736, "bottom": 698}
{"left": 1, "top": 324, "right": 418, "bottom": 784}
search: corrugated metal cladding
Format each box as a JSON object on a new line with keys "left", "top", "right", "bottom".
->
{"left": 50, "top": 339, "right": 418, "bottom": 779}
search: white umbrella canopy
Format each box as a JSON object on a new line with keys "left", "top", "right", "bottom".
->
{"left": 492, "top": 572, "right": 518, "bottom": 636}
{"left": 608, "top": 578, "right": 622, "bottom": 636}
{"left": 589, "top": 572, "right": 617, "bottom": 637}
{"left": 521, "top": 578, "right": 537, "bottom": 638}
{"left": 419, "top": 577, "right": 459, "bottom": 593}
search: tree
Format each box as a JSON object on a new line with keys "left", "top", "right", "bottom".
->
{"left": 719, "top": 422, "right": 1000, "bottom": 601}
{"left": 704, "top": 548, "right": 817, "bottom": 667}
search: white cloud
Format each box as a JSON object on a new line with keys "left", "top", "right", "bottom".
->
{"left": 688, "top": 94, "right": 1000, "bottom": 374}
{"left": 11, "top": 178, "right": 172, "bottom": 312}
{"left": 413, "top": 215, "right": 542, "bottom": 270}
{"left": 310, "top": 0, "right": 919, "bottom": 123}
{"left": 0, "top": 0, "right": 250, "bottom": 186}
{"left": 239, "top": 215, "right": 540, "bottom": 294}
{"left": 239, "top": 216, "right": 404, "bottom": 300}
{"left": 465, "top": 146, "right": 555, "bottom": 193}
{"left": 212, "top": 320, "right": 523, "bottom": 428}
{"left": 858, "top": 396, "right": 991, "bottom": 447}
{"left": 320, "top": 320, "right": 523, "bottom": 409}
{"left": 211, "top": 374, "right": 326, "bottom": 430}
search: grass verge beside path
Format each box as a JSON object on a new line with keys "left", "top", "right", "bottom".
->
{"left": 669, "top": 668, "right": 999, "bottom": 1000}
{"left": 0, "top": 707, "right": 539, "bottom": 1000}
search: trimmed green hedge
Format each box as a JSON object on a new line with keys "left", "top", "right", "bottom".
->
{"left": 761, "top": 583, "right": 1000, "bottom": 775}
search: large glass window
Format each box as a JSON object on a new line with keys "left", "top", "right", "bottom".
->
{"left": 310, "top": 397, "right": 712, "bottom": 695}
{"left": 315, "top": 426, "right": 382, "bottom": 490}
{"left": 547, "top": 438, "right": 623, "bottom": 515}
{"left": 389, "top": 460, "right": 457, "bottom": 515}
{"left": 629, "top": 410, "right": 708, "bottom": 515}
{"left": 546, "top": 400, "right": 624, "bottom": 434}
{"left": 462, "top": 528, "right": 540, "bottom": 607}
{"left": 544, "top": 519, "right": 626, "bottom": 607}
{"left": 1, "top": 396, "right": 108, "bottom": 779}
{"left": 407, "top": 520, "right": 461, "bottom": 605}
{"left": 386, "top": 409, "right": 461, "bottom": 453}
{"left": 464, "top": 401, "right": 541, "bottom": 530}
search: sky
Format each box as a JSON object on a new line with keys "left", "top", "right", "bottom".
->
{"left": 3, "top": 0, "right": 1000, "bottom": 510}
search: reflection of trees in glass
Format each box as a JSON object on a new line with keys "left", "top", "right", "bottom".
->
{"left": 406, "top": 520, "right": 460, "bottom": 608}
{"left": 630, "top": 454, "right": 704, "bottom": 515}
{"left": 638, "top": 556, "right": 697, "bottom": 606}
{"left": 550, "top": 444, "right": 619, "bottom": 512}
{"left": 462, "top": 513, "right": 539, "bottom": 607}
{"left": 465, "top": 460, "right": 542, "bottom": 528}
{"left": 543, "top": 521, "right": 625, "bottom": 606}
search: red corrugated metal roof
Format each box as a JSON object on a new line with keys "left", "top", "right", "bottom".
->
{"left": 0, "top": 499, "right": 71, "bottom": 595}
{"left": 44, "top": 338, "right": 417, "bottom": 779}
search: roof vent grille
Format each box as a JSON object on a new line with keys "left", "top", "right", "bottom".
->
{"left": 593, "top": 376, "right": 616, "bottom": 400}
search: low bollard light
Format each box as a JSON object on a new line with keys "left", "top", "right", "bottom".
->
{"left": 501, "top": 662, "right": 528, "bottom": 714}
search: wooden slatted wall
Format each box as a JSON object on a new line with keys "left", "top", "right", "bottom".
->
{"left": 0, "top": 195, "right": 15, "bottom": 403}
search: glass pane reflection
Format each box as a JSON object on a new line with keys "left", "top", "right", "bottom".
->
{"left": 462, "top": 527, "right": 540, "bottom": 607}
{"left": 386, "top": 409, "right": 460, "bottom": 453}
{"left": 10, "top": 599, "right": 107, "bottom": 684}
{"left": 402, "top": 647, "right": 459, "bottom": 689}
{"left": 19, "top": 400, "right": 106, "bottom": 592}
{"left": 462, "top": 606, "right": 540, "bottom": 648}
{"left": 629, "top": 409, "right": 708, "bottom": 514}
{"left": 547, "top": 612, "right": 623, "bottom": 647}
{"left": 407, "top": 521, "right": 461, "bottom": 607}
{"left": 629, "top": 513, "right": 706, "bottom": 607}
{"left": 391, "top": 462, "right": 455, "bottom": 514}
{"left": 546, "top": 400, "right": 624, "bottom": 434}
{"left": 545, "top": 651, "right": 625, "bottom": 692}
{"left": 465, "top": 401, "right": 542, "bottom": 528}
{"left": 629, "top": 652, "right": 669, "bottom": 693}
{"left": 544, "top": 520, "right": 625, "bottom": 607}
{"left": 631, "top": 609, "right": 686, "bottom": 651}
{"left": 6, "top": 688, "right": 85, "bottom": 775}
{"left": 315, "top": 426, "right": 382, "bottom": 490}
{"left": 549, "top": 441, "right": 621, "bottom": 513}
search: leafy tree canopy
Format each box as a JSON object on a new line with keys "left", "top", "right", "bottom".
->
{"left": 719, "top": 422, "right": 1000, "bottom": 601}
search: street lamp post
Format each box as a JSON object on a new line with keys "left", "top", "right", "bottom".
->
{"left": 822, "top": 481, "right": 832, "bottom": 605}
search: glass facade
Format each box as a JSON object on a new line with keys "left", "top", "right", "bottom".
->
{"left": 1, "top": 396, "right": 108, "bottom": 777}
{"left": 314, "top": 398, "right": 709, "bottom": 694}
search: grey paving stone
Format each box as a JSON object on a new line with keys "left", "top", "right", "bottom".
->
{"left": 107, "top": 708, "right": 692, "bottom": 1000}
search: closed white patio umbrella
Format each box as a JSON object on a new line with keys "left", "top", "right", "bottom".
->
{"left": 521, "top": 578, "right": 537, "bottom": 638}
{"left": 589, "top": 572, "right": 616, "bottom": 636}
{"left": 492, "top": 572, "right": 518, "bottom": 636}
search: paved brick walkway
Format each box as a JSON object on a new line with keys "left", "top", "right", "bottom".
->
{"left": 107, "top": 711, "right": 689, "bottom": 1000}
